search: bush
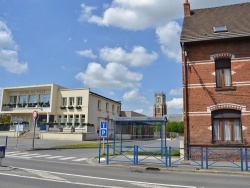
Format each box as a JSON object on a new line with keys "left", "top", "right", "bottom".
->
{"left": 166, "top": 121, "right": 184, "bottom": 134}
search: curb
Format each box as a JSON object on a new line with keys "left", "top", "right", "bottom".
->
{"left": 88, "top": 158, "right": 250, "bottom": 176}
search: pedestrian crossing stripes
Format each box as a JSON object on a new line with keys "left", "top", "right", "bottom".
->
{"left": 5, "top": 151, "right": 87, "bottom": 162}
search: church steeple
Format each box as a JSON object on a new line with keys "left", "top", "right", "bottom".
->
{"left": 153, "top": 92, "right": 167, "bottom": 117}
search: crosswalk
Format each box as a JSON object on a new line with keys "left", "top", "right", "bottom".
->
{"left": 5, "top": 151, "right": 87, "bottom": 162}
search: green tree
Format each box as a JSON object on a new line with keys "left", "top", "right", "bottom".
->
{"left": 0, "top": 114, "right": 11, "bottom": 125}
{"left": 166, "top": 121, "right": 184, "bottom": 134}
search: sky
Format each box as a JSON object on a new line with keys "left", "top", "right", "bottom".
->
{"left": 0, "top": 0, "right": 250, "bottom": 116}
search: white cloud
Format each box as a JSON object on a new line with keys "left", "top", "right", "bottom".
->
{"left": 0, "top": 21, "right": 28, "bottom": 74}
{"left": 99, "top": 46, "right": 157, "bottom": 67}
{"left": 80, "top": 1, "right": 183, "bottom": 30}
{"left": 79, "top": 0, "right": 250, "bottom": 30}
{"left": 156, "top": 21, "right": 182, "bottom": 63}
{"left": 76, "top": 50, "right": 97, "bottom": 59}
{"left": 123, "top": 88, "right": 148, "bottom": 104}
{"left": 75, "top": 62, "right": 143, "bottom": 90}
{"left": 167, "top": 98, "right": 183, "bottom": 114}
{"left": 78, "top": 3, "right": 97, "bottom": 22}
{"left": 134, "top": 109, "right": 144, "bottom": 114}
{"left": 169, "top": 88, "right": 183, "bottom": 96}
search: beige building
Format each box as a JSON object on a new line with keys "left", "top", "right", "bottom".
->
{"left": 0, "top": 83, "right": 121, "bottom": 133}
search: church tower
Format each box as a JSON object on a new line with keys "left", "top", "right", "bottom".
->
{"left": 154, "top": 92, "right": 167, "bottom": 117}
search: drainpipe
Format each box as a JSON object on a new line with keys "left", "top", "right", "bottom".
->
{"left": 182, "top": 42, "right": 190, "bottom": 154}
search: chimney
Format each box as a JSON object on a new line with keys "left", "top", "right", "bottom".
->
{"left": 184, "top": 0, "right": 191, "bottom": 17}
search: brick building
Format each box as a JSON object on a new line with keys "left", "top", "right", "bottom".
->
{"left": 181, "top": 1, "right": 250, "bottom": 148}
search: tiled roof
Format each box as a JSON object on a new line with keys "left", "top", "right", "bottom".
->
{"left": 181, "top": 2, "right": 250, "bottom": 43}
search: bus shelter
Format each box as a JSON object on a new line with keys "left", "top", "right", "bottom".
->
{"left": 112, "top": 116, "right": 167, "bottom": 154}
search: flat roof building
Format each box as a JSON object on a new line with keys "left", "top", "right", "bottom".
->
{"left": 0, "top": 83, "right": 121, "bottom": 134}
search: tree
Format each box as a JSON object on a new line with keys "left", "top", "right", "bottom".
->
{"left": 0, "top": 114, "right": 11, "bottom": 125}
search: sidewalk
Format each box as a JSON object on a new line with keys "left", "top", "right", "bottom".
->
{"left": 88, "top": 156, "right": 250, "bottom": 176}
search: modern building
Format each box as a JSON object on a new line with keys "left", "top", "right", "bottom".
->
{"left": 181, "top": 1, "right": 250, "bottom": 148}
{"left": 0, "top": 84, "right": 121, "bottom": 134}
{"left": 153, "top": 92, "right": 167, "bottom": 117}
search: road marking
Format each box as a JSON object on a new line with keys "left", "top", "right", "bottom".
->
{"left": 33, "top": 155, "right": 52, "bottom": 158}
{"left": 0, "top": 172, "right": 123, "bottom": 188}
{"left": 5, "top": 155, "right": 32, "bottom": 159}
{"left": 6, "top": 152, "right": 29, "bottom": 156}
{"left": 58, "top": 157, "right": 77, "bottom": 160}
{"left": 19, "top": 154, "right": 41, "bottom": 157}
{"left": 15, "top": 167, "right": 198, "bottom": 188}
{"left": 72, "top": 158, "right": 87, "bottom": 162}
{"left": 46, "top": 156, "right": 64, "bottom": 159}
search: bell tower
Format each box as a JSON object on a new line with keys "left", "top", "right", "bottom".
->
{"left": 154, "top": 92, "right": 167, "bottom": 117}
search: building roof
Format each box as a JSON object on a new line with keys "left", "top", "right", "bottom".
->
{"left": 181, "top": 2, "right": 250, "bottom": 43}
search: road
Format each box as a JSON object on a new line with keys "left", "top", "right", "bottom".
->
{"left": 1, "top": 137, "right": 250, "bottom": 187}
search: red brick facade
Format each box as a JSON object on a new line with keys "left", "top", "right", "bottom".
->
{"left": 181, "top": 1, "right": 250, "bottom": 148}
{"left": 183, "top": 38, "right": 250, "bottom": 147}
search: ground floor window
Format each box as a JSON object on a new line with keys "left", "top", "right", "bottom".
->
{"left": 212, "top": 109, "right": 242, "bottom": 143}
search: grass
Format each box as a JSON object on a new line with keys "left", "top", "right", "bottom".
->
{"left": 52, "top": 142, "right": 101, "bottom": 149}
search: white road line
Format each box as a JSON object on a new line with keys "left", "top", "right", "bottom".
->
{"left": 33, "top": 155, "right": 52, "bottom": 158}
{"left": 6, "top": 151, "right": 21, "bottom": 154}
{"left": 5, "top": 155, "right": 32, "bottom": 159}
{"left": 72, "top": 158, "right": 87, "bottom": 162}
{"left": 16, "top": 167, "right": 198, "bottom": 188}
{"left": 0, "top": 172, "right": 123, "bottom": 188}
{"left": 46, "top": 156, "right": 64, "bottom": 159}
{"left": 19, "top": 154, "right": 41, "bottom": 157}
{"left": 6, "top": 152, "right": 29, "bottom": 156}
{"left": 58, "top": 157, "right": 77, "bottom": 160}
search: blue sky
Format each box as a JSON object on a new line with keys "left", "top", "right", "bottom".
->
{"left": 0, "top": 0, "right": 249, "bottom": 116}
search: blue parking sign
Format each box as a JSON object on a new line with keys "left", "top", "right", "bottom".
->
{"left": 100, "top": 121, "right": 107, "bottom": 129}
{"left": 99, "top": 121, "right": 108, "bottom": 138}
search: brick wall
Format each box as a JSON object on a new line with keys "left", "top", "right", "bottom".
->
{"left": 183, "top": 37, "right": 250, "bottom": 147}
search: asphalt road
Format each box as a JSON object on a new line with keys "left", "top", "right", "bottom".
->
{"left": 1, "top": 155, "right": 250, "bottom": 188}
{"left": 0, "top": 137, "right": 249, "bottom": 187}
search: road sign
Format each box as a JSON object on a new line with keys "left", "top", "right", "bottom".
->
{"left": 99, "top": 121, "right": 108, "bottom": 138}
{"left": 100, "top": 129, "right": 107, "bottom": 137}
{"left": 0, "top": 146, "right": 5, "bottom": 158}
{"left": 33, "top": 110, "right": 38, "bottom": 119}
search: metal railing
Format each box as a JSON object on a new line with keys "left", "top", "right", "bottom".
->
{"left": 101, "top": 145, "right": 249, "bottom": 171}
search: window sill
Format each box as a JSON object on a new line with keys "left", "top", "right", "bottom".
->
{"left": 212, "top": 140, "right": 244, "bottom": 146}
{"left": 215, "top": 86, "right": 236, "bottom": 91}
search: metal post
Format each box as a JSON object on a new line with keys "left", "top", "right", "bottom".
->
{"left": 32, "top": 119, "right": 36, "bottom": 150}
{"left": 240, "top": 149, "right": 243, "bottom": 171}
{"left": 245, "top": 149, "right": 248, "bottom": 171}
{"left": 113, "top": 121, "right": 116, "bottom": 155}
{"left": 102, "top": 137, "right": 105, "bottom": 154}
{"left": 5, "top": 136, "right": 8, "bottom": 149}
{"left": 98, "top": 140, "right": 101, "bottom": 163}
{"left": 15, "top": 124, "right": 19, "bottom": 149}
{"left": 200, "top": 147, "right": 204, "bottom": 169}
{"left": 206, "top": 148, "right": 208, "bottom": 169}
{"left": 165, "top": 146, "right": 168, "bottom": 167}
{"left": 106, "top": 145, "right": 109, "bottom": 165}
{"left": 169, "top": 146, "right": 172, "bottom": 167}
{"left": 133, "top": 145, "right": 136, "bottom": 165}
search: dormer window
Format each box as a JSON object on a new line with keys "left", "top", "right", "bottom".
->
{"left": 213, "top": 26, "right": 228, "bottom": 33}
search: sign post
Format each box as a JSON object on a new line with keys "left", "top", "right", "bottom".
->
{"left": 13, "top": 117, "right": 23, "bottom": 149}
{"left": 99, "top": 121, "right": 108, "bottom": 154}
{"left": 32, "top": 111, "right": 38, "bottom": 150}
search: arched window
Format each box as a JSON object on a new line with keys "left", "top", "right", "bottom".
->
{"left": 215, "top": 59, "right": 231, "bottom": 88}
{"left": 212, "top": 109, "right": 242, "bottom": 143}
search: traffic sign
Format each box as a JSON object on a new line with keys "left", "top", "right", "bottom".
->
{"left": 33, "top": 111, "right": 38, "bottom": 119}
{"left": 99, "top": 121, "right": 108, "bottom": 138}
{"left": 100, "top": 129, "right": 107, "bottom": 137}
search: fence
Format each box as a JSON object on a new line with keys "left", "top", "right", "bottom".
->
{"left": 101, "top": 145, "right": 250, "bottom": 171}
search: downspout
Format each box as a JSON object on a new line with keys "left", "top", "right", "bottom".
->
{"left": 182, "top": 42, "right": 190, "bottom": 152}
